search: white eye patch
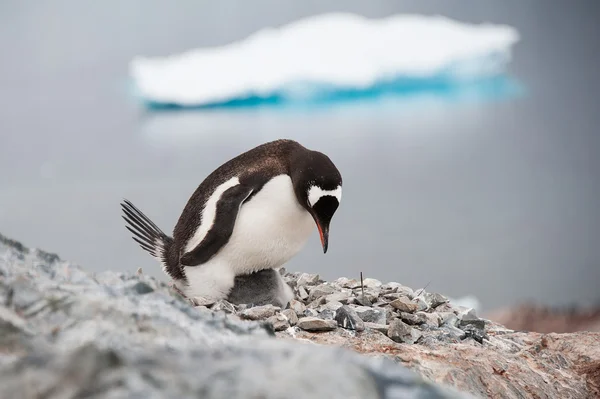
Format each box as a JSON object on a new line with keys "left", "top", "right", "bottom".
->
{"left": 307, "top": 185, "right": 342, "bottom": 207}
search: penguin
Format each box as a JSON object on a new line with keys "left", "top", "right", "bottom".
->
{"left": 120, "top": 139, "right": 342, "bottom": 304}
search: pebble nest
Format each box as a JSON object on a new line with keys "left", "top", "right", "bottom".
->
{"left": 192, "top": 269, "right": 488, "bottom": 346}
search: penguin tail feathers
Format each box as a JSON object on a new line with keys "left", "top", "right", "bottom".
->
{"left": 120, "top": 199, "right": 173, "bottom": 272}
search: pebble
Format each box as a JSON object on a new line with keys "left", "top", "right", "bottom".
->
{"left": 335, "top": 306, "right": 365, "bottom": 332}
{"left": 211, "top": 300, "right": 236, "bottom": 314}
{"left": 364, "top": 322, "right": 389, "bottom": 334}
{"left": 280, "top": 309, "right": 298, "bottom": 326}
{"left": 302, "top": 309, "right": 319, "bottom": 318}
{"left": 424, "top": 292, "right": 448, "bottom": 308}
{"left": 308, "top": 284, "right": 337, "bottom": 302}
{"left": 297, "top": 286, "right": 309, "bottom": 301}
{"left": 321, "top": 301, "right": 344, "bottom": 312}
{"left": 387, "top": 319, "right": 422, "bottom": 344}
{"left": 288, "top": 299, "right": 306, "bottom": 316}
{"left": 416, "top": 311, "right": 440, "bottom": 327}
{"left": 266, "top": 314, "right": 289, "bottom": 331}
{"left": 414, "top": 297, "right": 429, "bottom": 312}
{"left": 362, "top": 278, "right": 382, "bottom": 288}
{"left": 324, "top": 292, "right": 351, "bottom": 304}
{"left": 354, "top": 296, "right": 372, "bottom": 307}
{"left": 297, "top": 273, "right": 320, "bottom": 286}
{"left": 334, "top": 277, "right": 361, "bottom": 289}
{"left": 439, "top": 312, "right": 459, "bottom": 327}
{"left": 390, "top": 298, "right": 418, "bottom": 313}
{"left": 193, "top": 296, "right": 216, "bottom": 307}
{"left": 352, "top": 306, "right": 386, "bottom": 325}
{"left": 297, "top": 317, "right": 337, "bottom": 332}
{"left": 240, "top": 304, "right": 280, "bottom": 321}
{"left": 319, "top": 309, "right": 337, "bottom": 320}
{"left": 399, "top": 312, "right": 427, "bottom": 326}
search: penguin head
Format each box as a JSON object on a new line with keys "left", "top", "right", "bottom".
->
{"left": 290, "top": 149, "right": 342, "bottom": 254}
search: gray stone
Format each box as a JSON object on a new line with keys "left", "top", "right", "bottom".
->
{"left": 335, "top": 306, "right": 365, "bottom": 332}
{"left": 390, "top": 298, "right": 418, "bottom": 313}
{"left": 319, "top": 309, "right": 337, "bottom": 320}
{"left": 297, "top": 285, "right": 309, "bottom": 301}
{"left": 416, "top": 311, "right": 440, "bottom": 327}
{"left": 321, "top": 301, "right": 344, "bottom": 312}
{"left": 307, "top": 296, "right": 327, "bottom": 309}
{"left": 296, "top": 273, "right": 321, "bottom": 286}
{"left": 424, "top": 292, "right": 448, "bottom": 308}
{"left": 388, "top": 320, "right": 423, "bottom": 344}
{"left": 414, "top": 297, "right": 429, "bottom": 311}
{"left": 266, "top": 314, "right": 289, "bottom": 332}
{"left": 362, "top": 278, "right": 382, "bottom": 288}
{"left": 280, "top": 309, "right": 298, "bottom": 326}
{"left": 399, "top": 312, "right": 427, "bottom": 326}
{"left": 240, "top": 305, "right": 280, "bottom": 321}
{"left": 211, "top": 300, "right": 236, "bottom": 314}
{"left": 352, "top": 306, "right": 387, "bottom": 325}
{"left": 193, "top": 296, "right": 216, "bottom": 307}
{"left": 302, "top": 309, "right": 319, "bottom": 318}
{"left": 364, "top": 322, "right": 389, "bottom": 334}
{"left": 308, "top": 284, "right": 337, "bottom": 302}
{"left": 458, "top": 308, "right": 479, "bottom": 321}
{"left": 297, "top": 317, "right": 338, "bottom": 332}
{"left": 325, "top": 292, "right": 351, "bottom": 304}
{"left": 288, "top": 299, "right": 306, "bottom": 316}
{"left": 354, "top": 295, "right": 373, "bottom": 307}
{"left": 440, "top": 312, "right": 459, "bottom": 327}
{"left": 334, "top": 277, "right": 361, "bottom": 289}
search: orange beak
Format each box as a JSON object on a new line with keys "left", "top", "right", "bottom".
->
{"left": 316, "top": 221, "right": 329, "bottom": 254}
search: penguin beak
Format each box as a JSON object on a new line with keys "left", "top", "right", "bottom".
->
{"left": 315, "top": 220, "right": 329, "bottom": 254}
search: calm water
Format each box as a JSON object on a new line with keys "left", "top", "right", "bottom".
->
{"left": 1, "top": 1, "right": 599, "bottom": 310}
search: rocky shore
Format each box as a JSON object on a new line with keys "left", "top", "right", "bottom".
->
{"left": 1, "top": 232, "right": 599, "bottom": 398}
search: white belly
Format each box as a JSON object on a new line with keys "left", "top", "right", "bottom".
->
{"left": 181, "top": 174, "right": 314, "bottom": 300}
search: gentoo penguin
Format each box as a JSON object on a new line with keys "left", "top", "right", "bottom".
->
{"left": 120, "top": 139, "right": 342, "bottom": 305}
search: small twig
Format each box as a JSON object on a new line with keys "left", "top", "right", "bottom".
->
{"left": 415, "top": 280, "right": 432, "bottom": 298}
{"left": 360, "top": 272, "right": 365, "bottom": 298}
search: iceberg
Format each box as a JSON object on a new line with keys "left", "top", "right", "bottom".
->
{"left": 130, "top": 13, "right": 520, "bottom": 109}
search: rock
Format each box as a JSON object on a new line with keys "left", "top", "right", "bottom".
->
{"left": 424, "top": 293, "right": 448, "bottom": 308}
{"left": 388, "top": 319, "right": 422, "bottom": 344}
{"left": 288, "top": 299, "right": 306, "bottom": 316}
{"left": 362, "top": 278, "right": 382, "bottom": 288}
{"left": 296, "top": 273, "right": 320, "bottom": 286}
{"left": 334, "top": 277, "right": 361, "bottom": 289}
{"left": 240, "top": 305, "right": 280, "bottom": 321}
{"left": 297, "top": 317, "right": 338, "bottom": 332}
{"left": 266, "top": 314, "right": 289, "bottom": 332}
{"left": 399, "top": 312, "right": 428, "bottom": 326}
{"left": 193, "top": 296, "right": 216, "bottom": 307}
{"left": 390, "top": 298, "right": 418, "bottom": 313}
{"left": 321, "top": 301, "right": 344, "bottom": 312}
{"left": 458, "top": 308, "right": 479, "bottom": 321}
{"left": 212, "top": 300, "right": 236, "bottom": 314}
{"left": 352, "top": 306, "right": 387, "bottom": 325}
{"left": 307, "top": 296, "right": 326, "bottom": 309}
{"left": 0, "top": 232, "right": 474, "bottom": 399}
{"left": 439, "top": 312, "right": 459, "bottom": 327}
{"left": 416, "top": 311, "right": 440, "bottom": 327}
{"left": 297, "top": 285, "right": 309, "bottom": 301}
{"left": 319, "top": 309, "right": 337, "bottom": 320}
{"left": 308, "top": 284, "right": 337, "bottom": 302}
{"left": 325, "top": 292, "right": 351, "bottom": 304}
{"left": 302, "top": 309, "right": 319, "bottom": 318}
{"left": 414, "top": 297, "right": 429, "bottom": 311}
{"left": 335, "top": 306, "right": 365, "bottom": 332}
{"left": 364, "top": 322, "right": 389, "bottom": 334}
{"left": 280, "top": 309, "right": 298, "bottom": 326}
{"left": 354, "top": 296, "right": 373, "bottom": 307}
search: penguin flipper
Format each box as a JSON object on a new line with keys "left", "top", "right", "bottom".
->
{"left": 180, "top": 184, "right": 254, "bottom": 267}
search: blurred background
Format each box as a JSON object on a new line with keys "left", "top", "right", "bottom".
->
{"left": 1, "top": 1, "right": 599, "bottom": 324}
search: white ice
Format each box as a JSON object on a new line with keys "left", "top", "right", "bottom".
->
{"left": 130, "top": 13, "right": 519, "bottom": 107}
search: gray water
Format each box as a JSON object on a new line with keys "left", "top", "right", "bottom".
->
{"left": 1, "top": 1, "right": 599, "bottom": 311}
